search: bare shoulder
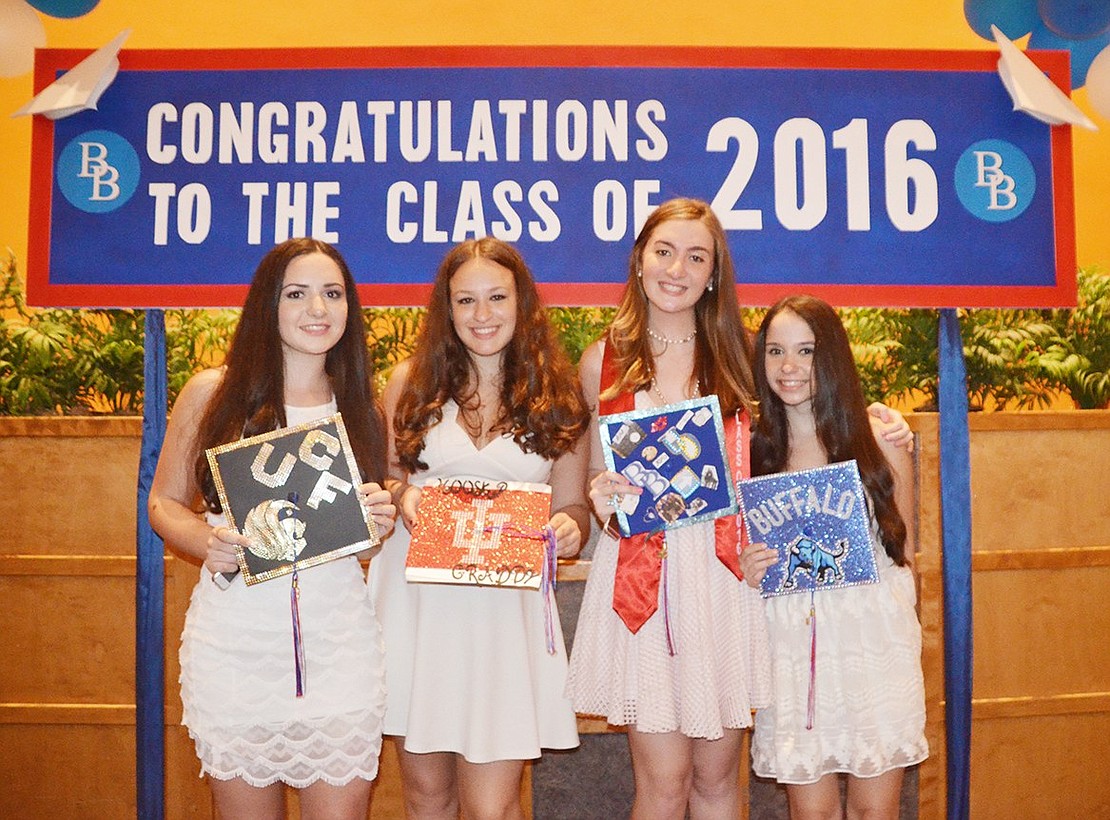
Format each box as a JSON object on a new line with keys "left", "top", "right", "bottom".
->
{"left": 172, "top": 367, "right": 223, "bottom": 415}
{"left": 383, "top": 359, "right": 412, "bottom": 394}
{"left": 577, "top": 339, "right": 605, "bottom": 389}
{"left": 382, "top": 359, "right": 412, "bottom": 413}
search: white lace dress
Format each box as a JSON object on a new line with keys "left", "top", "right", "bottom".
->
{"left": 566, "top": 391, "right": 773, "bottom": 739}
{"left": 368, "top": 401, "right": 579, "bottom": 763}
{"left": 751, "top": 530, "right": 929, "bottom": 784}
{"left": 178, "top": 402, "right": 386, "bottom": 787}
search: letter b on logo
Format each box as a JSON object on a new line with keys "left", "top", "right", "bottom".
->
{"left": 954, "top": 139, "right": 1035, "bottom": 223}
{"left": 58, "top": 130, "right": 140, "bottom": 214}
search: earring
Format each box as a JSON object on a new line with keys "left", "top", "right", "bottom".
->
{"left": 707, "top": 278, "right": 715, "bottom": 292}
{"left": 636, "top": 267, "right": 643, "bottom": 278}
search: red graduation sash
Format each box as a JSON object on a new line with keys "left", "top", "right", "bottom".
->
{"left": 599, "top": 341, "right": 750, "bottom": 634}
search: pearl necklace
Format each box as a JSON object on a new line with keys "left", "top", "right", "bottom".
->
{"left": 647, "top": 326, "right": 697, "bottom": 346}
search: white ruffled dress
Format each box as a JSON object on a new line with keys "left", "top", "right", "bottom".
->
{"left": 178, "top": 401, "right": 386, "bottom": 787}
{"left": 751, "top": 529, "right": 929, "bottom": 784}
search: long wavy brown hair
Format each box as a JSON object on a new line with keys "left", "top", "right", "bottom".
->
{"left": 602, "top": 198, "right": 757, "bottom": 418}
{"left": 193, "top": 238, "right": 386, "bottom": 511}
{"left": 394, "top": 237, "right": 589, "bottom": 474}
{"left": 751, "top": 295, "right": 908, "bottom": 565}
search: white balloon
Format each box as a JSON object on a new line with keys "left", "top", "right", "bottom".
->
{"left": 0, "top": 0, "right": 46, "bottom": 78}
{"left": 1088, "top": 43, "right": 1110, "bottom": 121}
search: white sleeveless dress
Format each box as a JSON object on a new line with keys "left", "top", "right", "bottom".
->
{"left": 751, "top": 522, "right": 929, "bottom": 784}
{"left": 369, "top": 401, "right": 579, "bottom": 763}
{"left": 178, "top": 401, "right": 386, "bottom": 787}
{"left": 566, "top": 390, "right": 773, "bottom": 739}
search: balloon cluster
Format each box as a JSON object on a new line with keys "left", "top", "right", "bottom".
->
{"left": 965, "top": 0, "right": 1110, "bottom": 119}
{"left": 0, "top": 0, "right": 100, "bottom": 78}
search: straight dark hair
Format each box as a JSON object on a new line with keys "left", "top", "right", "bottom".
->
{"left": 751, "top": 295, "right": 907, "bottom": 564}
{"left": 194, "top": 238, "right": 386, "bottom": 511}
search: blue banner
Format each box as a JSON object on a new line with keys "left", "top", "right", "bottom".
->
{"left": 28, "top": 47, "right": 1076, "bottom": 308}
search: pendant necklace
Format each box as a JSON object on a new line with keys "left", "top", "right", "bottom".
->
{"left": 650, "top": 376, "right": 701, "bottom": 407}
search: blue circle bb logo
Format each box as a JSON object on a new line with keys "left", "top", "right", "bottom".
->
{"left": 954, "top": 139, "right": 1035, "bottom": 223}
{"left": 57, "top": 130, "right": 141, "bottom": 214}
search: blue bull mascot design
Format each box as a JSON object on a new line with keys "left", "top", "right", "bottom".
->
{"left": 782, "top": 532, "right": 847, "bottom": 589}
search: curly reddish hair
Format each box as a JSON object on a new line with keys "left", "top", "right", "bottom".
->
{"left": 394, "top": 238, "right": 589, "bottom": 474}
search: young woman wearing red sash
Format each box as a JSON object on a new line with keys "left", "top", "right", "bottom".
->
{"left": 567, "top": 198, "right": 772, "bottom": 818}
{"left": 567, "top": 198, "right": 911, "bottom": 819}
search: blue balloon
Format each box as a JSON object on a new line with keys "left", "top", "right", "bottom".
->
{"left": 1029, "top": 17, "right": 1110, "bottom": 87}
{"left": 1038, "top": 0, "right": 1110, "bottom": 40}
{"left": 965, "top": 0, "right": 1040, "bottom": 40}
{"left": 25, "top": 0, "right": 100, "bottom": 19}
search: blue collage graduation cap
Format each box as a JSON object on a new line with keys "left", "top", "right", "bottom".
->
{"left": 598, "top": 395, "right": 737, "bottom": 537}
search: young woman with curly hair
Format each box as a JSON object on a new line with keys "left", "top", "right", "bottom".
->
{"left": 370, "top": 237, "right": 591, "bottom": 820}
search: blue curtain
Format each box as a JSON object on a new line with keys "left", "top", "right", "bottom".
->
{"left": 938, "top": 309, "right": 972, "bottom": 820}
{"left": 136, "top": 309, "right": 167, "bottom": 819}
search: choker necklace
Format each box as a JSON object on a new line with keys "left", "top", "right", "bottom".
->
{"left": 647, "top": 326, "right": 697, "bottom": 346}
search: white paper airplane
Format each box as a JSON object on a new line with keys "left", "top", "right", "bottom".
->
{"left": 992, "top": 25, "right": 1097, "bottom": 131}
{"left": 12, "top": 29, "right": 130, "bottom": 120}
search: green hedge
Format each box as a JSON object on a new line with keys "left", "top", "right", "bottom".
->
{"left": 2, "top": 250, "right": 1107, "bottom": 414}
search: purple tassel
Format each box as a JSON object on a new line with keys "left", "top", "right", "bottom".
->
{"left": 291, "top": 567, "right": 306, "bottom": 698}
{"left": 483, "top": 522, "right": 559, "bottom": 655}
{"left": 806, "top": 589, "right": 816, "bottom": 730}
{"left": 541, "top": 525, "right": 558, "bottom": 656}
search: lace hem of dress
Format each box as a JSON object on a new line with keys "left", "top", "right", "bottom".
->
{"left": 753, "top": 738, "right": 929, "bottom": 785}
{"left": 190, "top": 711, "right": 384, "bottom": 789}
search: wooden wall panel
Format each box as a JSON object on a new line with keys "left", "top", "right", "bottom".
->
{"left": 0, "top": 725, "right": 135, "bottom": 818}
{"left": 0, "top": 418, "right": 140, "bottom": 555}
{"left": 907, "top": 414, "right": 945, "bottom": 820}
{"left": 1, "top": 575, "right": 135, "bottom": 703}
{"left": 3, "top": 413, "right": 1107, "bottom": 819}
{"left": 970, "top": 712, "right": 1110, "bottom": 819}
{"left": 968, "top": 413, "right": 1110, "bottom": 550}
{"left": 972, "top": 568, "right": 1110, "bottom": 696}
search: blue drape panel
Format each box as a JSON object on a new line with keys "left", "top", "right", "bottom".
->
{"left": 137, "top": 309, "right": 167, "bottom": 819}
{"left": 938, "top": 309, "right": 972, "bottom": 820}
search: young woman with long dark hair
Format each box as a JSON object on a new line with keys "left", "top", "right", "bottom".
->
{"left": 149, "top": 238, "right": 395, "bottom": 819}
{"left": 740, "top": 295, "right": 928, "bottom": 820}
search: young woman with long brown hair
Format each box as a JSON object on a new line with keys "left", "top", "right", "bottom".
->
{"left": 740, "top": 295, "right": 928, "bottom": 820}
{"left": 371, "top": 237, "right": 591, "bottom": 819}
{"left": 567, "top": 199, "right": 912, "bottom": 819}
{"left": 149, "top": 238, "right": 395, "bottom": 819}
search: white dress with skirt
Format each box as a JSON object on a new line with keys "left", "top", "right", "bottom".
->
{"left": 566, "top": 391, "right": 774, "bottom": 739}
{"left": 369, "top": 401, "right": 579, "bottom": 763}
{"left": 751, "top": 525, "right": 929, "bottom": 784}
{"left": 178, "top": 401, "right": 386, "bottom": 788}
